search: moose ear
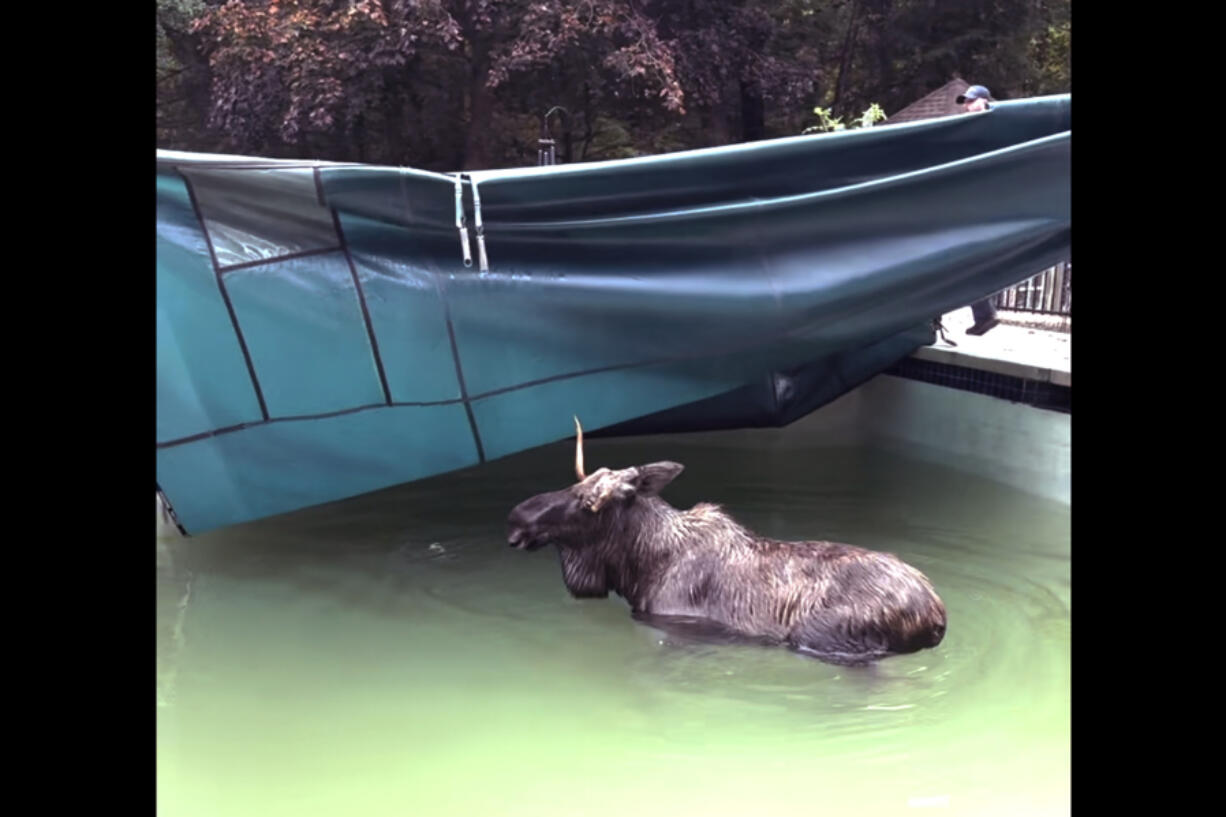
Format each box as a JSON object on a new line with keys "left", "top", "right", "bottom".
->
{"left": 633, "top": 461, "right": 685, "bottom": 496}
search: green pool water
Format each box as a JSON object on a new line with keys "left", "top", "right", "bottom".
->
{"left": 157, "top": 428, "right": 1070, "bottom": 816}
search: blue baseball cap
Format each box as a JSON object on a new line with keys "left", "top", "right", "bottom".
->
{"left": 956, "top": 85, "right": 994, "bottom": 104}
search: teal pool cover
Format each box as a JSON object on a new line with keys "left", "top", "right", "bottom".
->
{"left": 157, "top": 95, "right": 1070, "bottom": 534}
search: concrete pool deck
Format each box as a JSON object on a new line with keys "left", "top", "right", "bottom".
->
{"left": 921, "top": 306, "right": 1071, "bottom": 387}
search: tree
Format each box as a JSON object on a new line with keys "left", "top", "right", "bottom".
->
{"left": 190, "top": 0, "right": 686, "bottom": 169}
{"left": 157, "top": 0, "right": 214, "bottom": 151}
{"left": 159, "top": 0, "right": 1071, "bottom": 170}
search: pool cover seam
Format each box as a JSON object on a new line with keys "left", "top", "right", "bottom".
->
{"left": 331, "top": 207, "right": 393, "bottom": 406}
{"left": 436, "top": 273, "right": 487, "bottom": 464}
{"left": 178, "top": 170, "right": 271, "bottom": 422}
{"left": 217, "top": 246, "right": 344, "bottom": 274}
{"left": 155, "top": 305, "right": 1064, "bottom": 448}
{"left": 156, "top": 399, "right": 464, "bottom": 449}
{"left": 155, "top": 317, "right": 836, "bottom": 450}
{"left": 155, "top": 311, "right": 872, "bottom": 449}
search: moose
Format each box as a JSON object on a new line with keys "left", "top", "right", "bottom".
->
{"left": 506, "top": 419, "right": 947, "bottom": 666}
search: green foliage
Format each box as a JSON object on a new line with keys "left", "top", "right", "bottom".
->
{"left": 858, "top": 103, "right": 887, "bottom": 129}
{"left": 803, "top": 102, "right": 886, "bottom": 134}
{"left": 1027, "top": 11, "right": 1072, "bottom": 96}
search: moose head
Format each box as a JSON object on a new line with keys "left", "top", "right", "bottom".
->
{"left": 506, "top": 417, "right": 684, "bottom": 553}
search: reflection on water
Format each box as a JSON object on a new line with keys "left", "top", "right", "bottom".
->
{"left": 157, "top": 429, "right": 1069, "bottom": 816}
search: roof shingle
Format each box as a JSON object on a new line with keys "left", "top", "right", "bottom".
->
{"left": 887, "top": 78, "right": 971, "bottom": 124}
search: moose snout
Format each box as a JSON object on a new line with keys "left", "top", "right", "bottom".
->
{"left": 506, "top": 501, "right": 537, "bottom": 550}
{"left": 506, "top": 492, "right": 563, "bottom": 551}
{"left": 506, "top": 521, "right": 545, "bottom": 551}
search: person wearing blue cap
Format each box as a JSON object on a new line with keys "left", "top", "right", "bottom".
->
{"left": 956, "top": 84, "right": 994, "bottom": 112}
{"left": 958, "top": 83, "right": 1000, "bottom": 335}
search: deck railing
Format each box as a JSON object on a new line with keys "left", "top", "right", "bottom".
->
{"left": 991, "top": 261, "right": 1071, "bottom": 315}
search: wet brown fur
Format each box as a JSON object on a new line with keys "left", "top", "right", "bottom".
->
{"left": 507, "top": 462, "right": 947, "bottom": 666}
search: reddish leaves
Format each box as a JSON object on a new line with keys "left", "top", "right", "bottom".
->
{"left": 191, "top": 0, "right": 689, "bottom": 155}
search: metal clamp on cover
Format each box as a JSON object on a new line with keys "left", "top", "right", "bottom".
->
{"left": 468, "top": 176, "right": 489, "bottom": 272}
{"left": 454, "top": 175, "right": 472, "bottom": 268}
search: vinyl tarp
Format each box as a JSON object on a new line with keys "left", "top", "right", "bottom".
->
{"left": 156, "top": 94, "right": 1070, "bottom": 533}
